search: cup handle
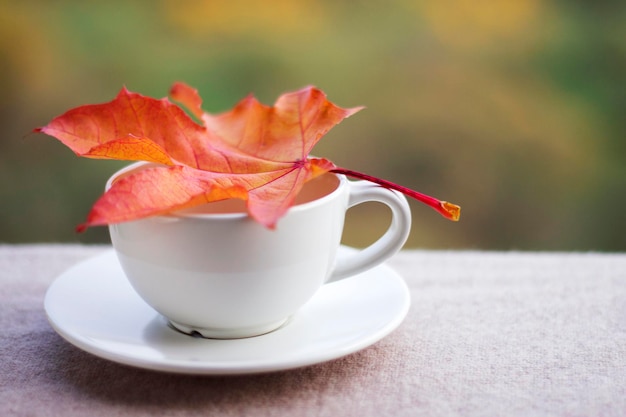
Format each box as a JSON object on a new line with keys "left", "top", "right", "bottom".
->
{"left": 327, "top": 181, "right": 411, "bottom": 282}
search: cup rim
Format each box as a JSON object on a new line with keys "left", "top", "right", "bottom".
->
{"left": 106, "top": 161, "right": 347, "bottom": 221}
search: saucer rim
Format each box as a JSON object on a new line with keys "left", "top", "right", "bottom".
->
{"left": 44, "top": 248, "right": 410, "bottom": 375}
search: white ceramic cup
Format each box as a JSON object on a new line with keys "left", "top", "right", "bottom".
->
{"left": 108, "top": 162, "right": 411, "bottom": 339}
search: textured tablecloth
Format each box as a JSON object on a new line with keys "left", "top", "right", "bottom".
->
{"left": 1, "top": 244, "right": 625, "bottom": 417}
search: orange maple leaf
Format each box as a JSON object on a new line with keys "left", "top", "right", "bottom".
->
{"left": 35, "top": 83, "right": 460, "bottom": 230}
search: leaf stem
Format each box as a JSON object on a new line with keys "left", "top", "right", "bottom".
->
{"left": 330, "top": 167, "right": 460, "bottom": 221}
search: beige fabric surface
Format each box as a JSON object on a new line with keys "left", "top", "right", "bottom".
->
{"left": 1, "top": 244, "right": 625, "bottom": 417}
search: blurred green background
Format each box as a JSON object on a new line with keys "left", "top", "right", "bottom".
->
{"left": 1, "top": 0, "right": 624, "bottom": 250}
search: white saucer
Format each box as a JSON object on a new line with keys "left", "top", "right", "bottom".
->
{"left": 44, "top": 248, "right": 410, "bottom": 375}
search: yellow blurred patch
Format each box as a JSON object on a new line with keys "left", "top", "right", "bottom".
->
{"left": 161, "top": 0, "right": 328, "bottom": 38}
{"left": 409, "top": 0, "right": 542, "bottom": 48}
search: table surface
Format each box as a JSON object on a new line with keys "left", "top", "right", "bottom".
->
{"left": 1, "top": 244, "right": 625, "bottom": 417}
